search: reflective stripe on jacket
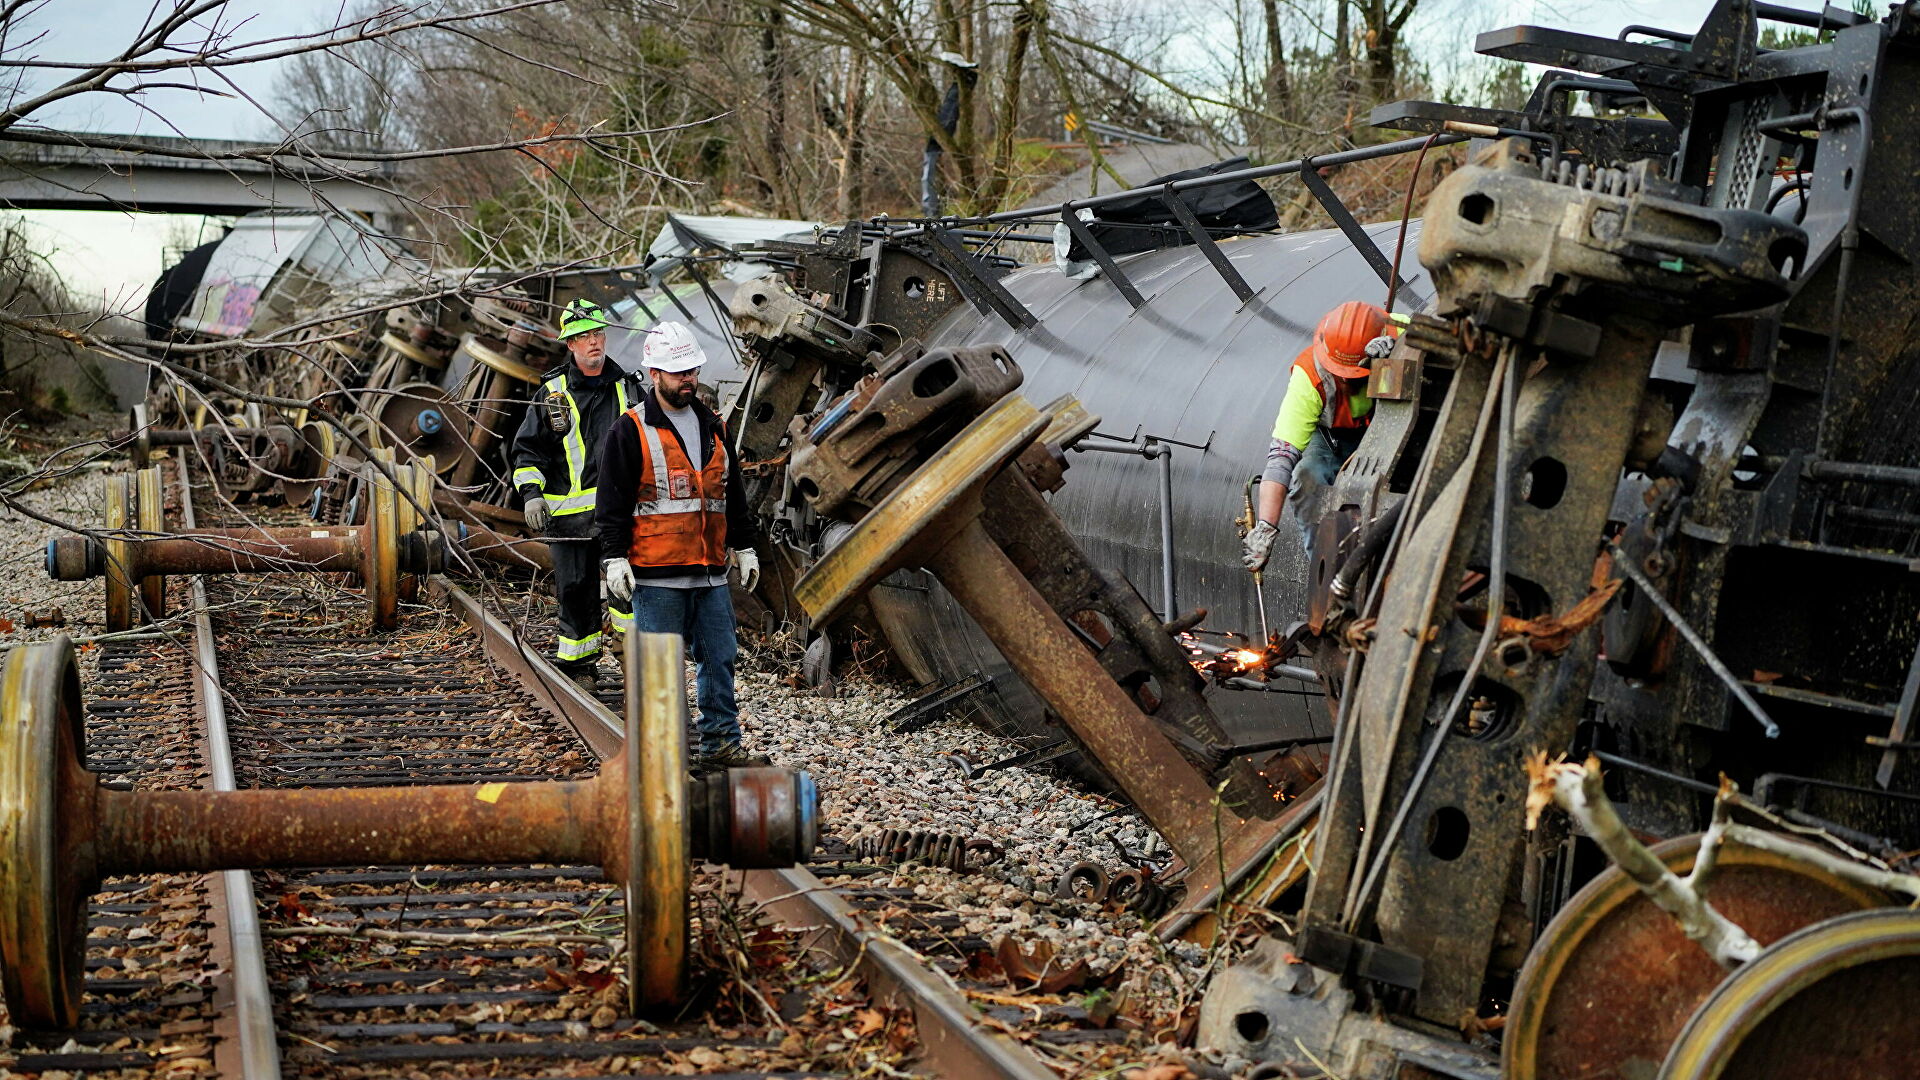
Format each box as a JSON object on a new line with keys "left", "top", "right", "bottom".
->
{"left": 542, "top": 373, "right": 631, "bottom": 516}
{"left": 1271, "top": 349, "right": 1373, "bottom": 449}
{"left": 624, "top": 407, "right": 729, "bottom": 569}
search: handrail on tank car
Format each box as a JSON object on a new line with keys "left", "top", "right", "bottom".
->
{"left": 882, "top": 132, "right": 1469, "bottom": 323}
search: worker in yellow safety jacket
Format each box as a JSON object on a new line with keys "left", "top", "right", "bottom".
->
{"left": 1243, "top": 300, "right": 1404, "bottom": 572}
{"left": 509, "top": 298, "right": 645, "bottom": 692}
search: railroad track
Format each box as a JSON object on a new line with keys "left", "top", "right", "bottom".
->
{"left": 0, "top": 455, "right": 1083, "bottom": 1079}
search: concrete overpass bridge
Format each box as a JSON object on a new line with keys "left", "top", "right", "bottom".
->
{"left": 0, "top": 129, "right": 406, "bottom": 221}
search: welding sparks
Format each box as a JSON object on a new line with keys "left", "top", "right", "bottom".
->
{"left": 1179, "top": 632, "right": 1280, "bottom": 680}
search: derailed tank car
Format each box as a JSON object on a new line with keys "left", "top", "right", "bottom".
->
{"left": 712, "top": 1, "right": 1920, "bottom": 1075}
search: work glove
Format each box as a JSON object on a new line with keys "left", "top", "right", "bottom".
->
{"left": 603, "top": 558, "right": 635, "bottom": 602}
{"left": 732, "top": 548, "right": 760, "bottom": 593}
{"left": 1242, "top": 520, "right": 1280, "bottom": 573}
{"left": 521, "top": 487, "right": 551, "bottom": 533}
{"left": 1365, "top": 335, "right": 1397, "bottom": 361}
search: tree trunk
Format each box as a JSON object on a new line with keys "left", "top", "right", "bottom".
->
{"left": 980, "top": 4, "right": 1034, "bottom": 209}
{"left": 1363, "top": 0, "right": 1398, "bottom": 102}
{"left": 1335, "top": 0, "right": 1357, "bottom": 130}
{"left": 934, "top": 0, "right": 979, "bottom": 202}
{"left": 758, "top": 6, "right": 789, "bottom": 213}
{"left": 838, "top": 50, "right": 868, "bottom": 218}
{"left": 1259, "top": 0, "right": 1291, "bottom": 143}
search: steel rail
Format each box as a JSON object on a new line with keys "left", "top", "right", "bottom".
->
{"left": 433, "top": 573, "right": 1056, "bottom": 1080}
{"left": 174, "top": 457, "right": 283, "bottom": 1080}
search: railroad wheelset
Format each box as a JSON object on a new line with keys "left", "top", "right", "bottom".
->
{"left": 1504, "top": 832, "right": 1920, "bottom": 1078}
{"left": 48, "top": 462, "right": 433, "bottom": 630}
{"left": 0, "top": 632, "right": 819, "bottom": 1029}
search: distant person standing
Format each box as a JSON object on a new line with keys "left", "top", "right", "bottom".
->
{"left": 510, "top": 299, "right": 643, "bottom": 692}
{"left": 920, "top": 51, "right": 979, "bottom": 218}
{"left": 595, "top": 321, "right": 761, "bottom": 770}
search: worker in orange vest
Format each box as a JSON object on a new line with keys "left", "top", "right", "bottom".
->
{"left": 1243, "top": 300, "right": 1401, "bottom": 572}
{"left": 595, "top": 321, "right": 761, "bottom": 770}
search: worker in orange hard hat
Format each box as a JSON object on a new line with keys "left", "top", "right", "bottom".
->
{"left": 1242, "top": 300, "right": 1404, "bottom": 572}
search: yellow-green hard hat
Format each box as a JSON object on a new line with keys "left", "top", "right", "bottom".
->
{"left": 558, "top": 299, "right": 609, "bottom": 339}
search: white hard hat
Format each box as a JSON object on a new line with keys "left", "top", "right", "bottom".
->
{"left": 934, "top": 51, "right": 977, "bottom": 68}
{"left": 642, "top": 320, "right": 706, "bottom": 373}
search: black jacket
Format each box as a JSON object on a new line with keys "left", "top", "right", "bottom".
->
{"left": 509, "top": 362, "right": 645, "bottom": 504}
{"left": 595, "top": 389, "right": 759, "bottom": 576}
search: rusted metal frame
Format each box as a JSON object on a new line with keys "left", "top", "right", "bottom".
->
{"left": 174, "top": 458, "right": 282, "bottom": 1080}
{"left": 932, "top": 519, "right": 1227, "bottom": 853}
{"left": 1158, "top": 187, "right": 1258, "bottom": 305}
{"left": 1297, "top": 163, "right": 1423, "bottom": 311}
{"left": 923, "top": 227, "right": 1039, "bottom": 329}
{"left": 1874, "top": 640, "right": 1920, "bottom": 789}
{"left": 433, "top": 581, "right": 1057, "bottom": 1079}
{"left": 1360, "top": 317, "right": 1673, "bottom": 1023}
{"left": 452, "top": 520, "right": 553, "bottom": 572}
{"left": 1327, "top": 341, "right": 1509, "bottom": 928}
{"left": 1299, "top": 358, "right": 1457, "bottom": 934}
{"left": 976, "top": 469, "right": 1266, "bottom": 806}
{"left": 1057, "top": 201, "right": 1146, "bottom": 309}
{"left": 430, "top": 576, "right": 622, "bottom": 758}
{"left": 737, "top": 867, "right": 1060, "bottom": 1080}
{"left": 1346, "top": 346, "right": 1518, "bottom": 932}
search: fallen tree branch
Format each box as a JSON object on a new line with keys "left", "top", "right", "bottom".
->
{"left": 1722, "top": 823, "right": 1920, "bottom": 902}
{"left": 1526, "top": 753, "right": 1760, "bottom": 968}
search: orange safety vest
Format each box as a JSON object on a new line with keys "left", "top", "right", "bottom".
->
{"left": 624, "top": 408, "right": 730, "bottom": 569}
{"left": 1291, "top": 349, "right": 1370, "bottom": 431}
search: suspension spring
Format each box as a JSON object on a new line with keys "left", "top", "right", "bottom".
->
{"left": 852, "top": 828, "right": 1002, "bottom": 872}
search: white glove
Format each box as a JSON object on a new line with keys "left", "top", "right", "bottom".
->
{"left": 603, "top": 558, "right": 634, "bottom": 602}
{"left": 523, "top": 498, "right": 551, "bottom": 533}
{"left": 1364, "top": 335, "right": 1396, "bottom": 360}
{"left": 1242, "top": 520, "right": 1280, "bottom": 572}
{"left": 732, "top": 548, "right": 760, "bottom": 592}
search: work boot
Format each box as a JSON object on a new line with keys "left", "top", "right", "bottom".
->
{"left": 691, "top": 742, "right": 761, "bottom": 773}
{"left": 558, "top": 662, "right": 600, "bottom": 695}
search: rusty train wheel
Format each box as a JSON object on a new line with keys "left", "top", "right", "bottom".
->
{"left": 280, "top": 420, "right": 337, "bottom": 509}
{"left": 1504, "top": 833, "right": 1889, "bottom": 1080}
{"left": 0, "top": 638, "right": 93, "bottom": 1028}
{"left": 627, "top": 631, "right": 690, "bottom": 1013}
{"left": 463, "top": 334, "right": 543, "bottom": 386}
{"left": 365, "top": 462, "right": 400, "bottom": 630}
{"left": 1658, "top": 906, "right": 1920, "bottom": 1079}
{"left": 379, "top": 330, "right": 446, "bottom": 373}
{"left": 102, "top": 474, "right": 134, "bottom": 633}
{"left": 128, "top": 403, "right": 152, "bottom": 469}
{"left": 135, "top": 465, "right": 167, "bottom": 623}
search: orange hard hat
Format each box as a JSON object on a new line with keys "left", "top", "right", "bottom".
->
{"left": 1313, "top": 300, "right": 1389, "bottom": 379}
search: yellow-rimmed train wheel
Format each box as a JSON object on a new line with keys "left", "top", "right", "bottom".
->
{"left": 364, "top": 461, "right": 400, "bottom": 629}
{"left": 1504, "top": 833, "right": 1890, "bottom": 1079}
{"left": 102, "top": 474, "right": 135, "bottom": 633}
{"left": 1658, "top": 906, "right": 1920, "bottom": 1079}
{"left": 135, "top": 465, "right": 167, "bottom": 622}
{"left": 625, "top": 631, "right": 689, "bottom": 1014}
{"left": 0, "top": 637, "right": 95, "bottom": 1029}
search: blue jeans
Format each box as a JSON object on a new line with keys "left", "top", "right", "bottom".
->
{"left": 628, "top": 585, "right": 741, "bottom": 753}
{"left": 1298, "top": 426, "right": 1365, "bottom": 487}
